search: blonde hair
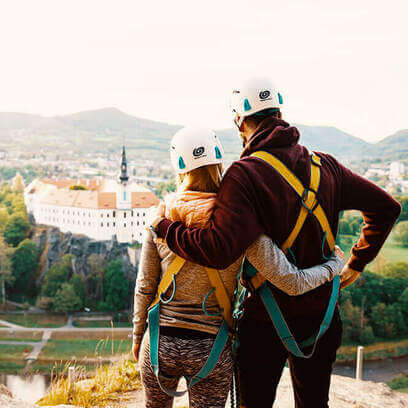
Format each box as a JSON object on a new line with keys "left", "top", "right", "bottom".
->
{"left": 177, "top": 164, "right": 223, "bottom": 194}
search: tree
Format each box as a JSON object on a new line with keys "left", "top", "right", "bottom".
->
{"left": 41, "top": 255, "right": 72, "bottom": 297}
{"left": 12, "top": 173, "right": 25, "bottom": 193}
{"left": 10, "top": 239, "right": 38, "bottom": 297}
{"left": 360, "top": 326, "right": 375, "bottom": 345}
{"left": 53, "top": 283, "right": 83, "bottom": 314}
{"left": 69, "top": 185, "right": 87, "bottom": 191}
{"left": 394, "top": 221, "right": 408, "bottom": 247}
{"left": 70, "top": 274, "right": 86, "bottom": 304}
{"left": 3, "top": 214, "right": 30, "bottom": 247}
{"left": 398, "top": 288, "right": 408, "bottom": 319}
{"left": 338, "top": 219, "right": 352, "bottom": 235}
{"left": 99, "top": 260, "right": 129, "bottom": 311}
{"left": 0, "top": 208, "right": 9, "bottom": 233}
{"left": 87, "top": 253, "right": 106, "bottom": 300}
{"left": 340, "top": 299, "right": 362, "bottom": 342}
{"left": 0, "top": 237, "right": 14, "bottom": 306}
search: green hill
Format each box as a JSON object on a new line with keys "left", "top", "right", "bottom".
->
{"left": 0, "top": 108, "right": 406, "bottom": 162}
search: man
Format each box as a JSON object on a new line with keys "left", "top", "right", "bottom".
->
{"left": 150, "top": 77, "right": 401, "bottom": 407}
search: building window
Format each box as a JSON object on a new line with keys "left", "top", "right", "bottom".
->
{"left": 101, "top": 214, "right": 103, "bottom": 218}
{"left": 143, "top": 221, "right": 145, "bottom": 226}
{"left": 113, "top": 211, "right": 116, "bottom": 217}
{"left": 143, "top": 212, "right": 145, "bottom": 217}
{"left": 131, "top": 211, "right": 134, "bottom": 217}
{"left": 107, "top": 223, "right": 109, "bottom": 227}
{"left": 113, "top": 222, "right": 116, "bottom": 227}
{"left": 124, "top": 191, "right": 127, "bottom": 201}
{"left": 101, "top": 222, "right": 103, "bottom": 227}
{"left": 131, "top": 221, "right": 133, "bottom": 226}
{"left": 107, "top": 214, "right": 109, "bottom": 218}
{"left": 124, "top": 212, "right": 127, "bottom": 218}
{"left": 137, "top": 221, "right": 139, "bottom": 226}
{"left": 137, "top": 212, "right": 139, "bottom": 217}
{"left": 124, "top": 223, "right": 126, "bottom": 228}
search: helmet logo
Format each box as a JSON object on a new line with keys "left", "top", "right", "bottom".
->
{"left": 259, "top": 90, "right": 271, "bottom": 100}
{"left": 193, "top": 147, "right": 205, "bottom": 157}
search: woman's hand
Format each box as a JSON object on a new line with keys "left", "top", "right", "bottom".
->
{"left": 132, "top": 341, "right": 141, "bottom": 362}
{"left": 334, "top": 245, "right": 345, "bottom": 261}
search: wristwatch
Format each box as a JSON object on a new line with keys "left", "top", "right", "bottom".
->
{"left": 149, "top": 216, "right": 165, "bottom": 240}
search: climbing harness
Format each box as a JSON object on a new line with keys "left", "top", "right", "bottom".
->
{"left": 238, "top": 150, "right": 340, "bottom": 359}
{"left": 148, "top": 255, "right": 237, "bottom": 398}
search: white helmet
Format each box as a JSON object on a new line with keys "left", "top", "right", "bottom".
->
{"left": 170, "top": 127, "right": 224, "bottom": 174}
{"left": 230, "top": 77, "right": 283, "bottom": 128}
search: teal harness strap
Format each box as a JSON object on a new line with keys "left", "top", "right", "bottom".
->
{"left": 148, "top": 300, "right": 230, "bottom": 397}
{"left": 244, "top": 259, "right": 340, "bottom": 358}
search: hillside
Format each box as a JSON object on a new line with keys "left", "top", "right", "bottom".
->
{"left": 0, "top": 108, "right": 407, "bottom": 161}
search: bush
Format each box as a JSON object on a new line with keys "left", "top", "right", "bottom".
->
{"left": 359, "top": 326, "right": 375, "bottom": 345}
{"left": 53, "top": 283, "right": 83, "bottom": 313}
{"left": 394, "top": 221, "right": 408, "bottom": 247}
{"left": 387, "top": 374, "right": 408, "bottom": 390}
{"left": 36, "top": 296, "right": 54, "bottom": 310}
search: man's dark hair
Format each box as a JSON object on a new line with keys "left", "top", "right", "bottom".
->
{"left": 245, "top": 108, "right": 281, "bottom": 128}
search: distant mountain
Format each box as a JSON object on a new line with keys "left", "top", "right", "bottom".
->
{"left": 363, "top": 129, "right": 408, "bottom": 160}
{"left": 0, "top": 108, "right": 406, "bottom": 162}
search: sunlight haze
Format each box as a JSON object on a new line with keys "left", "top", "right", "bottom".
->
{"left": 0, "top": 0, "right": 407, "bottom": 142}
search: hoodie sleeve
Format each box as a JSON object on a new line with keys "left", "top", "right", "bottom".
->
{"left": 157, "top": 161, "right": 263, "bottom": 269}
{"left": 132, "top": 230, "right": 162, "bottom": 343}
{"left": 336, "top": 159, "right": 401, "bottom": 271}
{"left": 245, "top": 235, "right": 345, "bottom": 295}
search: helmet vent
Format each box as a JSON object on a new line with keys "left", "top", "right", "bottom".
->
{"left": 278, "top": 93, "right": 283, "bottom": 104}
{"left": 244, "top": 98, "right": 252, "bottom": 112}
{"left": 178, "top": 157, "right": 186, "bottom": 170}
{"left": 215, "top": 146, "right": 222, "bottom": 159}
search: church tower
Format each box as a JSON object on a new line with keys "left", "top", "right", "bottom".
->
{"left": 119, "top": 145, "right": 129, "bottom": 184}
{"left": 117, "top": 145, "right": 131, "bottom": 211}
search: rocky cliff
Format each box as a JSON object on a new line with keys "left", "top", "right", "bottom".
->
{"left": 31, "top": 225, "right": 140, "bottom": 287}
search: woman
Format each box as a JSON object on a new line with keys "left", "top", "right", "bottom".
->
{"left": 132, "top": 127, "right": 345, "bottom": 408}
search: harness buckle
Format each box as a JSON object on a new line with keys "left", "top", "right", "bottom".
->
{"left": 300, "top": 188, "right": 319, "bottom": 215}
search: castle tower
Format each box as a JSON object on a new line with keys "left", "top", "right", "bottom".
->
{"left": 119, "top": 145, "right": 129, "bottom": 184}
{"left": 117, "top": 146, "right": 131, "bottom": 211}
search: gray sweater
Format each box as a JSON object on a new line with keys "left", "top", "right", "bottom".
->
{"left": 133, "top": 232, "right": 344, "bottom": 342}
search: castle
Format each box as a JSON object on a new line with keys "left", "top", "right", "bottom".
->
{"left": 24, "top": 147, "right": 159, "bottom": 243}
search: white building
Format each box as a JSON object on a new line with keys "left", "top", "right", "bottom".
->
{"left": 24, "top": 147, "right": 159, "bottom": 243}
{"left": 390, "top": 161, "right": 405, "bottom": 181}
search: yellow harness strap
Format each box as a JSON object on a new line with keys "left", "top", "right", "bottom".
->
{"left": 150, "top": 255, "right": 186, "bottom": 309}
{"left": 248, "top": 151, "right": 335, "bottom": 289}
{"left": 150, "top": 256, "right": 233, "bottom": 328}
{"left": 251, "top": 150, "right": 335, "bottom": 253}
{"left": 205, "top": 267, "right": 234, "bottom": 328}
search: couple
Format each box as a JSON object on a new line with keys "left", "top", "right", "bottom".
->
{"left": 132, "top": 78, "right": 401, "bottom": 408}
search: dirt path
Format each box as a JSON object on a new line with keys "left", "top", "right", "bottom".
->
{"left": 126, "top": 368, "right": 408, "bottom": 408}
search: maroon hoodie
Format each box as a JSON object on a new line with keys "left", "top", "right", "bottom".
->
{"left": 158, "top": 117, "right": 401, "bottom": 320}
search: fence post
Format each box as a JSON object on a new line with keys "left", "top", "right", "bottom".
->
{"left": 68, "top": 366, "right": 75, "bottom": 398}
{"left": 356, "top": 346, "right": 364, "bottom": 380}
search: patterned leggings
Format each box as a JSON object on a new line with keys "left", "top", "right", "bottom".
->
{"left": 140, "top": 329, "right": 232, "bottom": 408}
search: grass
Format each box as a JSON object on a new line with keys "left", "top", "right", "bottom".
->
{"left": 0, "top": 360, "right": 27, "bottom": 372}
{"left": 0, "top": 336, "right": 41, "bottom": 342}
{"left": 337, "top": 232, "right": 408, "bottom": 265}
{"left": 0, "top": 313, "right": 67, "bottom": 328}
{"left": 39, "top": 338, "right": 132, "bottom": 361}
{"left": 337, "top": 337, "right": 408, "bottom": 362}
{"left": 36, "top": 358, "right": 141, "bottom": 408}
{"left": 0, "top": 330, "right": 43, "bottom": 341}
{"left": 387, "top": 374, "right": 408, "bottom": 394}
{"left": 73, "top": 320, "right": 132, "bottom": 328}
{"left": 0, "top": 344, "right": 32, "bottom": 360}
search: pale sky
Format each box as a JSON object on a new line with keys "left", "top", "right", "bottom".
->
{"left": 0, "top": 0, "right": 407, "bottom": 142}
